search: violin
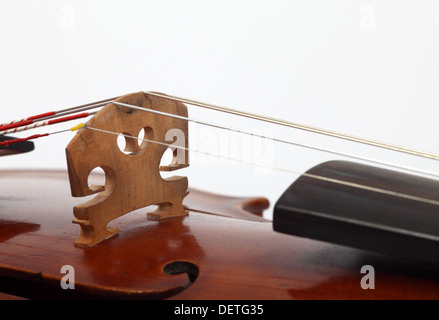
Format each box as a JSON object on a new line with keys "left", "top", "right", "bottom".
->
{"left": 0, "top": 91, "right": 438, "bottom": 301}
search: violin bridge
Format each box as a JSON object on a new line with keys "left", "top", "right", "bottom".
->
{"left": 65, "top": 91, "right": 190, "bottom": 247}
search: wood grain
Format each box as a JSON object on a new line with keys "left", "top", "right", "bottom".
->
{"left": 66, "top": 92, "right": 189, "bottom": 247}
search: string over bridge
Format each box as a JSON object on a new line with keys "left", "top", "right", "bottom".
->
{"left": 66, "top": 92, "right": 190, "bottom": 247}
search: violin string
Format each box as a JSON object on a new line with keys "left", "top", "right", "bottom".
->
{"left": 112, "top": 101, "right": 439, "bottom": 179}
{"left": 6, "top": 95, "right": 436, "bottom": 206}
{"left": 0, "top": 127, "right": 74, "bottom": 147}
{"left": 143, "top": 91, "right": 439, "bottom": 162}
{"left": 0, "top": 101, "right": 113, "bottom": 134}
{"left": 0, "top": 111, "right": 98, "bottom": 136}
{"left": 5, "top": 92, "right": 439, "bottom": 186}
{"left": 0, "top": 134, "right": 50, "bottom": 147}
{"left": 84, "top": 125, "right": 439, "bottom": 207}
{"left": 7, "top": 91, "right": 439, "bottom": 163}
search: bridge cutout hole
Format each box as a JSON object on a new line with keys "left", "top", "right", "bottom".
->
{"left": 160, "top": 148, "right": 174, "bottom": 167}
{"left": 138, "top": 126, "right": 154, "bottom": 149}
{"left": 117, "top": 132, "right": 140, "bottom": 155}
{"left": 87, "top": 167, "right": 106, "bottom": 192}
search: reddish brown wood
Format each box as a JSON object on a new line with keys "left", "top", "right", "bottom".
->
{"left": 0, "top": 170, "right": 438, "bottom": 299}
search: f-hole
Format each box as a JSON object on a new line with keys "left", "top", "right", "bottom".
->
{"left": 163, "top": 261, "right": 199, "bottom": 285}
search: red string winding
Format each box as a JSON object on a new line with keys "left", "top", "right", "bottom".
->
{"left": 0, "top": 134, "right": 49, "bottom": 147}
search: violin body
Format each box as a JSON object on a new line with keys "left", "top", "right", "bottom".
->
{"left": 0, "top": 169, "right": 438, "bottom": 300}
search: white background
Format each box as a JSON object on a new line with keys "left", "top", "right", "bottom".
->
{"left": 1, "top": 1, "right": 438, "bottom": 219}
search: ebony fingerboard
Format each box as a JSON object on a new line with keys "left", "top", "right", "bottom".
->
{"left": 273, "top": 160, "right": 439, "bottom": 264}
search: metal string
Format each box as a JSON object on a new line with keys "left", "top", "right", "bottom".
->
{"left": 84, "top": 125, "right": 439, "bottom": 208}
{"left": 8, "top": 91, "right": 438, "bottom": 163}
{"left": 5, "top": 92, "right": 439, "bottom": 207}
{"left": 143, "top": 91, "right": 439, "bottom": 162}
{"left": 112, "top": 101, "right": 439, "bottom": 179}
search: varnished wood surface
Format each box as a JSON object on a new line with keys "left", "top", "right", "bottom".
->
{"left": 0, "top": 170, "right": 438, "bottom": 299}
